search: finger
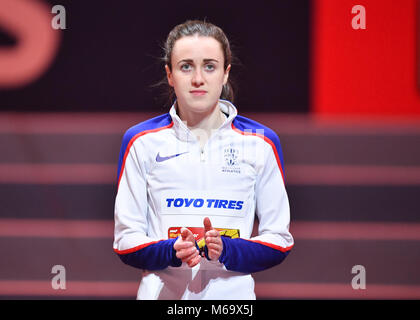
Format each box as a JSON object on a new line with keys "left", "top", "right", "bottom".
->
{"left": 205, "top": 237, "right": 220, "bottom": 246}
{"left": 176, "top": 246, "right": 198, "bottom": 260}
{"left": 181, "top": 249, "right": 200, "bottom": 263}
{"left": 207, "top": 249, "right": 221, "bottom": 260}
{"left": 204, "top": 230, "right": 221, "bottom": 243}
{"left": 206, "top": 243, "right": 222, "bottom": 251}
{"left": 175, "top": 241, "right": 194, "bottom": 250}
{"left": 205, "top": 232, "right": 221, "bottom": 242}
{"left": 207, "top": 248, "right": 222, "bottom": 259}
{"left": 181, "top": 227, "right": 193, "bottom": 241}
{"left": 173, "top": 238, "right": 195, "bottom": 251}
{"left": 203, "top": 217, "right": 213, "bottom": 233}
{"left": 187, "top": 255, "right": 201, "bottom": 268}
{"left": 205, "top": 230, "right": 219, "bottom": 236}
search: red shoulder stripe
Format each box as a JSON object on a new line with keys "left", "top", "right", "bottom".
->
{"left": 117, "top": 122, "right": 173, "bottom": 189}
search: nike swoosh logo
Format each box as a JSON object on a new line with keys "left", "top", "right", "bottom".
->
{"left": 156, "top": 151, "right": 189, "bottom": 162}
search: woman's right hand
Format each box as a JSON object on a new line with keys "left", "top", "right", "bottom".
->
{"left": 173, "top": 227, "right": 201, "bottom": 268}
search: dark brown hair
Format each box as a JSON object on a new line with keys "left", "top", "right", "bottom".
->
{"left": 161, "top": 20, "right": 235, "bottom": 104}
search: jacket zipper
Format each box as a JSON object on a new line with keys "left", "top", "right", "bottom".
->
{"left": 200, "top": 147, "right": 205, "bottom": 162}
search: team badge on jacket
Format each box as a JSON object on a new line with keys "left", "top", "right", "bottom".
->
{"left": 222, "top": 147, "right": 241, "bottom": 174}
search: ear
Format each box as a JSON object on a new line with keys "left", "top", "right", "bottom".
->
{"left": 165, "top": 64, "right": 174, "bottom": 87}
{"left": 223, "top": 64, "right": 231, "bottom": 85}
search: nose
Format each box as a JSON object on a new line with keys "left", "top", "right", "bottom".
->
{"left": 191, "top": 69, "right": 204, "bottom": 87}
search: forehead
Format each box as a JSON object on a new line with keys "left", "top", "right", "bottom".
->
{"left": 171, "top": 35, "right": 224, "bottom": 62}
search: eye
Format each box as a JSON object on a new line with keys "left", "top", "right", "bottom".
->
{"left": 180, "top": 63, "right": 192, "bottom": 71}
{"left": 204, "top": 64, "right": 215, "bottom": 71}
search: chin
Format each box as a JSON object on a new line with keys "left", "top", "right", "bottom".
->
{"left": 181, "top": 98, "right": 219, "bottom": 114}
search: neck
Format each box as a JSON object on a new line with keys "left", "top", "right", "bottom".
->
{"left": 177, "top": 102, "right": 225, "bottom": 130}
{"left": 177, "top": 102, "right": 226, "bottom": 147}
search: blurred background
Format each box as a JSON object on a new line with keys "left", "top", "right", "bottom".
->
{"left": 0, "top": 0, "right": 419, "bottom": 299}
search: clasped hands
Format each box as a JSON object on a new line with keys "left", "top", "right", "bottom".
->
{"left": 173, "top": 217, "right": 223, "bottom": 267}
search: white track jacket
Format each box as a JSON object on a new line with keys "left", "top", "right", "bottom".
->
{"left": 113, "top": 100, "right": 294, "bottom": 299}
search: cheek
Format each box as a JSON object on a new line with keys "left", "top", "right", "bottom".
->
{"left": 213, "top": 74, "right": 226, "bottom": 92}
{"left": 171, "top": 74, "right": 188, "bottom": 92}
{"left": 218, "top": 71, "right": 229, "bottom": 86}
{"left": 208, "top": 71, "right": 225, "bottom": 86}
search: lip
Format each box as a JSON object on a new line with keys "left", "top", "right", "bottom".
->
{"left": 190, "top": 90, "right": 207, "bottom": 96}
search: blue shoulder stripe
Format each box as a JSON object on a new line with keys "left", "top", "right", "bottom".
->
{"left": 232, "top": 115, "right": 285, "bottom": 173}
{"left": 117, "top": 113, "right": 172, "bottom": 181}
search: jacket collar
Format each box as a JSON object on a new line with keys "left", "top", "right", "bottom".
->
{"left": 169, "top": 99, "right": 238, "bottom": 141}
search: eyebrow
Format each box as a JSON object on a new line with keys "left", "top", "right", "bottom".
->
{"left": 177, "top": 58, "right": 219, "bottom": 65}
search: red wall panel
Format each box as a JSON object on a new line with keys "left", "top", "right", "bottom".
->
{"left": 312, "top": 0, "right": 420, "bottom": 116}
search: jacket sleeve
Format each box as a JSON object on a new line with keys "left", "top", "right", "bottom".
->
{"left": 218, "top": 132, "right": 294, "bottom": 273}
{"left": 113, "top": 131, "right": 181, "bottom": 270}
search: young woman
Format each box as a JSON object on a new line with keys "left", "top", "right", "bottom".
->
{"left": 113, "top": 20, "right": 294, "bottom": 300}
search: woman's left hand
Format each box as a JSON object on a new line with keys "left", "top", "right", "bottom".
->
{"left": 203, "top": 217, "right": 223, "bottom": 261}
